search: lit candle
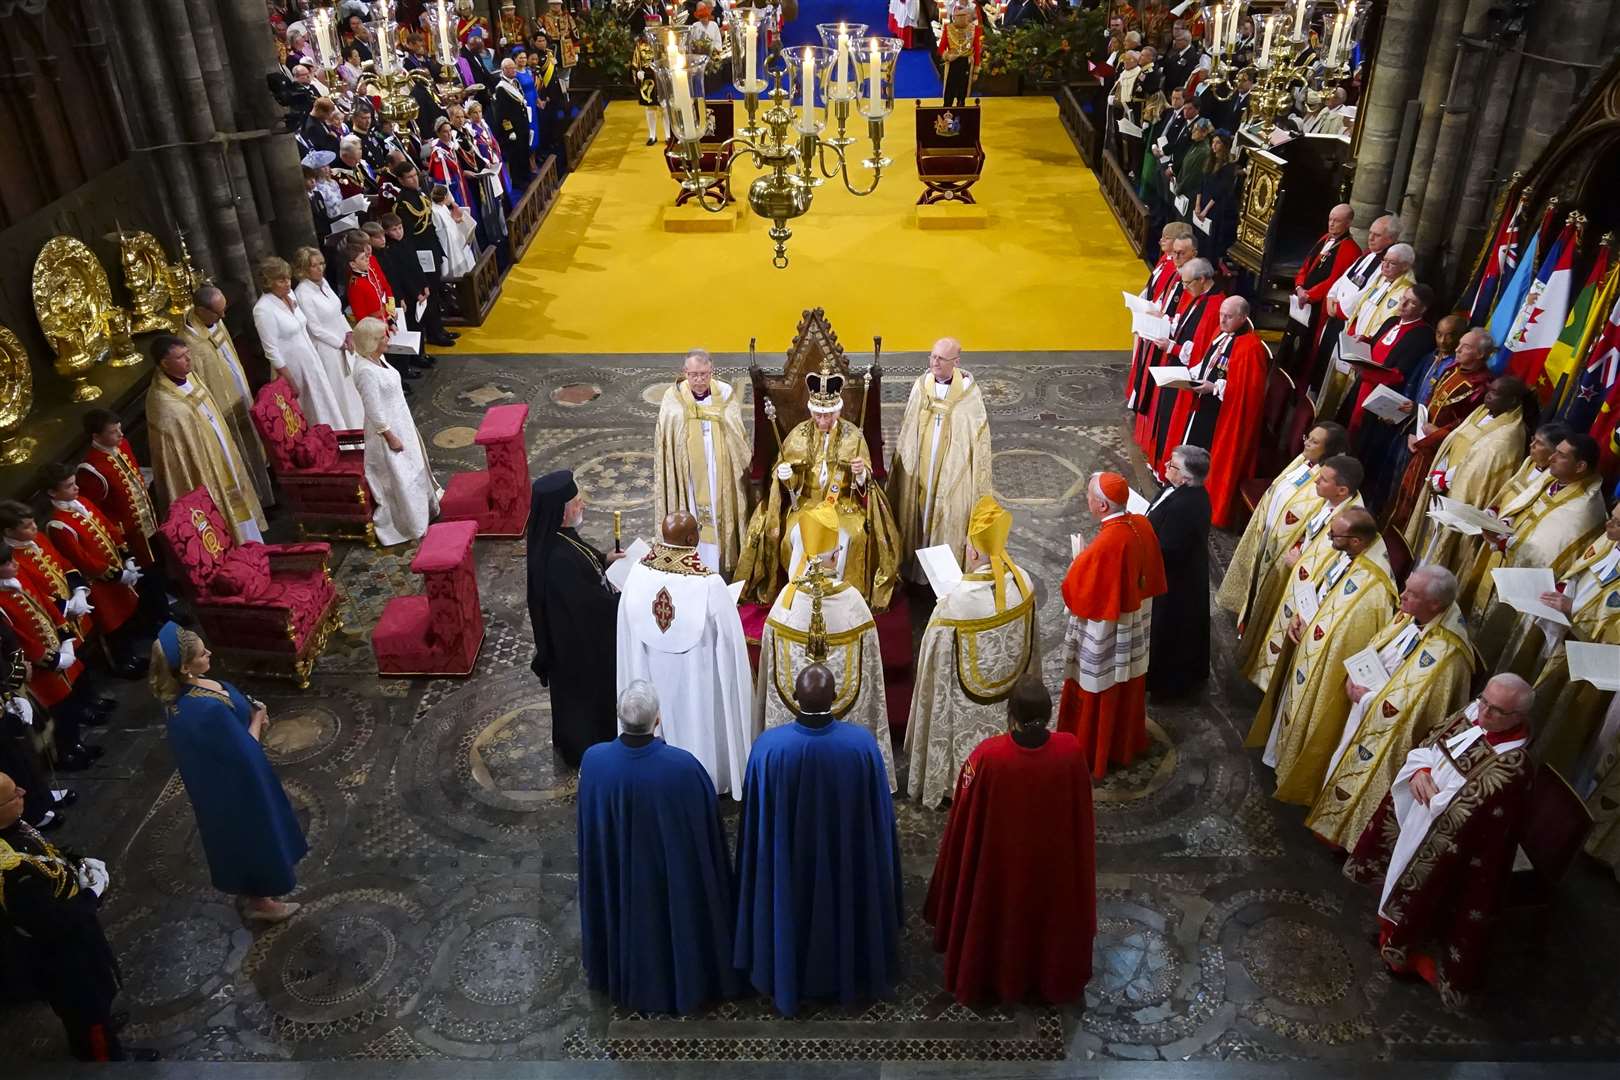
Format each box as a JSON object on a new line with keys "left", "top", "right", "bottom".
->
{"left": 744, "top": 14, "right": 758, "bottom": 91}
{"left": 436, "top": 0, "right": 453, "bottom": 63}
{"left": 671, "top": 51, "right": 696, "bottom": 138}
{"left": 1342, "top": 1, "right": 1357, "bottom": 56}
{"left": 1326, "top": 13, "right": 1342, "bottom": 65}
{"left": 868, "top": 37, "right": 881, "bottom": 114}
{"left": 800, "top": 47, "right": 813, "bottom": 127}
{"left": 1259, "top": 13, "right": 1275, "bottom": 65}
{"left": 1294, "top": 0, "right": 1307, "bottom": 40}
{"left": 835, "top": 25, "right": 851, "bottom": 97}
{"left": 1229, "top": 3, "right": 1242, "bottom": 51}
{"left": 1212, "top": 4, "right": 1225, "bottom": 54}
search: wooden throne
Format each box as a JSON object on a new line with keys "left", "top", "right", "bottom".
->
{"left": 746, "top": 307, "right": 886, "bottom": 494}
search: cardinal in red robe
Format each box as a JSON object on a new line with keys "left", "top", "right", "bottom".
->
{"left": 1056, "top": 472, "right": 1167, "bottom": 777}
{"left": 925, "top": 675, "right": 1096, "bottom": 1005}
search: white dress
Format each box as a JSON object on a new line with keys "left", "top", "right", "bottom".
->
{"left": 252, "top": 292, "right": 350, "bottom": 431}
{"left": 293, "top": 278, "right": 366, "bottom": 430}
{"left": 432, "top": 203, "right": 477, "bottom": 280}
{"left": 353, "top": 357, "right": 443, "bottom": 546}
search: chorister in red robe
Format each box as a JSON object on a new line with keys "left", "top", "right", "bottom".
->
{"left": 1148, "top": 289, "right": 1225, "bottom": 471}
{"left": 1056, "top": 475, "right": 1167, "bottom": 777}
{"left": 924, "top": 730, "right": 1097, "bottom": 1005}
{"left": 1125, "top": 253, "right": 1182, "bottom": 427}
{"left": 1198, "top": 330, "right": 1272, "bottom": 529}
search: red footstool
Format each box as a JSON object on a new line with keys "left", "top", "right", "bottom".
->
{"left": 372, "top": 520, "right": 484, "bottom": 677}
{"left": 438, "top": 403, "right": 531, "bottom": 537}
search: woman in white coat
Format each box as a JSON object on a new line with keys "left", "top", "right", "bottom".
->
{"left": 251, "top": 256, "right": 351, "bottom": 430}
{"left": 290, "top": 247, "right": 366, "bottom": 429}
{"left": 351, "top": 317, "right": 442, "bottom": 546}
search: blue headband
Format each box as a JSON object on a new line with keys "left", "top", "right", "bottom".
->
{"left": 158, "top": 621, "right": 183, "bottom": 671}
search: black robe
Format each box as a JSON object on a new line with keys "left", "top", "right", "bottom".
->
{"left": 1145, "top": 484, "right": 1211, "bottom": 698}
{"left": 1180, "top": 330, "right": 1241, "bottom": 449}
{"left": 527, "top": 490, "right": 619, "bottom": 767}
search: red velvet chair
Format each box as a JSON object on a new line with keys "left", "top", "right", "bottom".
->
{"left": 372, "top": 520, "right": 484, "bottom": 677}
{"left": 250, "top": 377, "right": 377, "bottom": 546}
{"left": 157, "top": 487, "right": 342, "bottom": 688}
{"left": 438, "top": 403, "right": 531, "bottom": 538}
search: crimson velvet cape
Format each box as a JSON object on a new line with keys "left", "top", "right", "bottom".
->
{"left": 925, "top": 731, "right": 1097, "bottom": 1004}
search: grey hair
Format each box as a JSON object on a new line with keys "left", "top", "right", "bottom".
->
{"left": 1223, "top": 295, "right": 1251, "bottom": 317}
{"left": 1408, "top": 564, "right": 1459, "bottom": 607}
{"left": 352, "top": 317, "right": 389, "bottom": 358}
{"left": 616, "top": 680, "right": 659, "bottom": 735}
{"left": 683, "top": 348, "right": 712, "bottom": 367}
{"left": 1181, "top": 257, "right": 1215, "bottom": 282}
{"left": 339, "top": 134, "right": 362, "bottom": 155}
{"left": 1374, "top": 213, "right": 1404, "bottom": 240}
{"left": 1463, "top": 327, "right": 1496, "bottom": 354}
{"left": 1385, "top": 242, "right": 1416, "bottom": 267}
{"left": 193, "top": 284, "right": 224, "bottom": 307}
{"left": 1171, "top": 445, "right": 1210, "bottom": 483}
{"left": 1483, "top": 673, "right": 1534, "bottom": 716}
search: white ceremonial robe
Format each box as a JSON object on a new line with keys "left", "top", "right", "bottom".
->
{"left": 432, "top": 202, "right": 478, "bottom": 279}
{"left": 615, "top": 547, "right": 754, "bottom": 799}
{"left": 1378, "top": 704, "right": 1527, "bottom": 917}
{"left": 294, "top": 278, "right": 366, "bottom": 430}
{"left": 755, "top": 581, "right": 895, "bottom": 790}
{"left": 253, "top": 292, "right": 351, "bottom": 431}
{"left": 354, "top": 358, "right": 442, "bottom": 546}
{"left": 177, "top": 378, "right": 262, "bottom": 543}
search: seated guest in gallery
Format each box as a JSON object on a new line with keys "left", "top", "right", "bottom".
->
{"left": 925, "top": 675, "right": 1096, "bottom": 1006}
{"left": 577, "top": 681, "right": 742, "bottom": 1014}
{"left": 151, "top": 622, "right": 306, "bottom": 925}
{"left": 526, "top": 470, "right": 621, "bottom": 767}
{"left": 350, "top": 318, "right": 442, "bottom": 546}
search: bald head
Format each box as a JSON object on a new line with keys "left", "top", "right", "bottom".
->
{"left": 662, "top": 511, "right": 700, "bottom": 547}
{"left": 795, "top": 663, "right": 837, "bottom": 714}
{"left": 1328, "top": 203, "right": 1354, "bottom": 237}
{"left": 929, "top": 337, "right": 962, "bottom": 382}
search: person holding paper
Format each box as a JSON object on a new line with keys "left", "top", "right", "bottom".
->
{"left": 1362, "top": 314, "right": 1467, "bottom": 515}
{"left": 1147, "top": 258, "right": 1224, "bottom": 471}
{"left": 1446, "top": 423, "right": 1564, "bottom": 611}
{"left": 385, "top": 163, "right": 455, "bottom": 350}
{"left": 1403, "top": 375, "right": 1529, "bottom": 572}
{"left": 1467, "top": 434, "right": 1608, "bottom": 663}
{"left": 1385, "top": 327, "right": 1493, "bottom": 534}
{"left": 1307, "top": 213, "right": 1400, "bottom": 398}
{"left": 1168, "top": 296, "right": 1270, "bottom": 527}
{"left": 1342, "top": 675, "right": 1535, "bottom": 1007}
{"left": 615, "top": 513, "right": 754, "bottom": 800}
{"left": 1307, "top": 566, "right": 1475, "bottom": 851}
{"left": 526, "top": 469, "right": 623, "bottom": 767}
{"left": 1127, "top": 229, "right": 1197, "bottom": 451}
{"left": 753, "top": 503, "right": 894, "bottom": 790}
{"left": 1318, "top": 243, "right": 1417, "bottom": 423}
{"left": 904, "top": 496, "right": 1039, "bottom": 808}
{"left": 1345, "top": 284, "right": 1435, "bottom": 442}
{"left": 1249, "top": 508, "right": 1397, "bottom": 805}
{"left": 178, "top": 285, "right": 275, "bottom": 511}
{"left": 351, "top": 318, "right": 442, "bottom": 547}
{"left": 653, "top": 349, "right": 751, "bottom": 578}
{"left": 1191, "top": 131, "right": 1240, "bottom": 261}
{"left": 1146, "top": 446, "right": 1211, "bottom": 700}
{"left": 889, "top": 339, "right": 993, "bottom": 581}
{"left": 1055, "top": 472, "right": 1167, "bottom": 778}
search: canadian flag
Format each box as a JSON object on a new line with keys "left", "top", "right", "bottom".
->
{"left": 1502, "top": 223, "right": 1577, "bottom": 383}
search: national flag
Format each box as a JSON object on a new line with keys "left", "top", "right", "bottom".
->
{"left": 1486, "top": 218, "right": 1541, "bottom": 362}
{"left": 1494, "top": 220, "right": 1575, "bottom": 377}
{"left": 1465, "top": 191, "right": 1525, "bottom": 325}
{"left": 1567, "top": 284, "right": 1620, "bottom": 433}
{"left": 1592, "top": 378, "right": 1620, "bottom": 484}
{"left": 1538, "top": 244, "right": 1612, "bottom": 410}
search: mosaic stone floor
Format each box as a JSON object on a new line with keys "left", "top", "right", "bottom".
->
{"left": 5, "top": 352, "right": 1620, "bottom": 1067}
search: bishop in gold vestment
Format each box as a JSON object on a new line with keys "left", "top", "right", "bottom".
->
{"left": 178, "top": 290, "right": 274, "bottom": 509}
{"left": 1403, "top": 382, "right": 1527, "bottom": 572}
{"left": 652, "top": 352, "right": 751, "bottom": 578}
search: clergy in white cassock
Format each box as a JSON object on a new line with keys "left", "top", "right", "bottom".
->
{"left": 887, "top": 338, "right": 993, "bottom": 580}
{"left": 615, "top": 512, "right": 754, "bottom": 799}
{"left": 904, "top": 495, "right": 1040, "bottom": 808}
{"left": 652, "top": 349, "right": 751, "bottom": 579}
{"left": 754, "top": 501, "right": 895, "bottom": 790}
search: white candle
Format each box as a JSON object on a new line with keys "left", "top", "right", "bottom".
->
{"left": 671, "top": 52, "right": 696, "bottom": 137}
{"left": 1326, "top": 14, "right": 1342, "bottom": 65}
{"left": 868, "top": 38, "right": 881, "bottom": 114}
{"left": 1260, "top": 14, "right": 1275, "bottom": 65}
{"left": 437, "top": 1, "right": 453, "bottom": 63}
{"left": 1229, "top": 3, "right": 1242, "bottom": 51}
{"left": 1343, "top": 1, "right": 1358, "bottom": 55}
{"left": 1212, "top": 4, "right": 1225, "bottom": 53}
{"left": 800, "top": 48, "right": 813, "bottom": 127}
{"left": 1294, "top": 0, "right": 1307, "bottom": 40}
{"left": 835, "top": 26, "right": 851, "bottom": 96}
{"left": 744, "top": 15, "right": 758, "bottom": 90}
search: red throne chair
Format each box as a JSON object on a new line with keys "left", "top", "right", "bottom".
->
{"left": 438, "top": 403, "right": 531, "bottom": 538}
{"left": 249, "top": 377, "right": 377, "bottom": 546}
{"left": 157, "top": 487, "right": 342, "bottom": 688}
{"left": 372, "top": 520, "right": 484, "bottom": 677}
{"left": 664, "top": 100, "right": 737, "bottom": 207}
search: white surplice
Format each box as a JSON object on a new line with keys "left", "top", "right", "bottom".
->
{"left": 353, "top": 358, "right": 442, "bottom": 546}
{"left": 294, "top": 278, "right": 366, "bottom": 429}
{"left": 615, "top": 545, "right": 754, "bottom": 799}
{"left": 432, "top": 202, "right": 478, "bottom": 279}
{"left": 252, "top": 291, "right": 351, "bottom": 430}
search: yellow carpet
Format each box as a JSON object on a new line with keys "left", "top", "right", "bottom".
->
{"left": 448, "top": 97, "right": 1143, "bottom": 355}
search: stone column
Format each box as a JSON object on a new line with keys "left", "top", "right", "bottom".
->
{"left": 1347, "top": 0, "right": 1441, "bottom": 234}
{"left": 1409, "top": 0, "right": 1496, "bottom": 274}
{"left": 1502, "top": 0, "right": 1609, "bottom": 172}
{"left": 1396, "top": 0, "right": 1469, "bottom": 231}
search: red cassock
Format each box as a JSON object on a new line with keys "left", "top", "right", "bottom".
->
{"left": 1147, "top": 290, "right": 1224, "bottom": 471}
{"left": 78, "top": 439, "right": 160, "bottom": 569}
{"left": 1126, "top": 257, "right": 1182, "bottom": 421}
{"left": 1346, "top": 317, "right": 1433, "bottom": 440}
{"left": 1056, "top": 514, "right": 1167, "bottom": 776}
{"left": 46, "top": 500, "right": 138, "bottom": 635}
{"left": 1203, "top": 333, "right": 1271, "bottom": 529}
{"left": 924, "top": 731, "right": 1097, "bottom": 1005}
{"left": 347, "top": 255, "right": 395, "bottom": 325}
{"left": 1295, "top": 231, "right": 1362, "bottom": 352}
{"left": 0, "top": 581, "right": 85, "bottom": 708}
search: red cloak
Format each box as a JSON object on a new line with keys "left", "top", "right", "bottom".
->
{"left": 1149, "top": 290, "right": 1225, "bottom": 471}
{"left": 924, "top": 731, "right": 1097, "bottom": 1005}
{"left": 1125, "top": 256, "right": 1181, "bottom": 414}
{"left": 1296, "top": 231, "right": 1362, "bottom": 352}
{"left": 1204, "top": 334, "right": 1271, "bottom": 528}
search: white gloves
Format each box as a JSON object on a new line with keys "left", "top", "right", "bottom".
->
{"left": 776, "top": 462, "right": 794, "bottom": 482}
{"left": 65, "top": 588, "right": 93, "bottom": 618}
{"left": 76, "top": 857, "right": 110, "bottom": 898}
{"left": 56, "top": 640, "right": 76, "bottom": 671}
{"left": 4, "top": 697, "right": 33, "bottom": 727}
{"left": 118, "top": 558, "right": 141, "bottom": 588}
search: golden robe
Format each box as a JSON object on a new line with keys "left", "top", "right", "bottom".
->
{"left": 903, "top": 568, "right": 1039, "bottom": 808}
{"left": 754, "top": 579, "right": 895, "bottom": 790}
{"left": 1215, "top": 454, "right": 1323, "bottom": 653}
{"left": 1403, "top": 405, "right": 1525, "bottom": 572}
{"left": 1306, "top": 603, "right": 1475, "bottom": 849}
{"left": 179, "top": 312, "right": 274, "bottom": 508}
{"left": 887, "top": 370, "right": 993, "bottom": 569}
{"left": 1584, "top": 693, "right": 1620, "bottom": 882}
{"left": 1467, "top": 473, "right": 1607, "bottom": 666}
{"left": 1248, "top": 544, "right": 1398, "bottom": 805}
{"left": 1318, "top": 270, "right": 1416, "bottom": 420}
{"left": 652, "top": 378, "right": 751, "bottom": 578}
{"left": 145, "top": 376, "right": 268, "bottom": 542}
{"left": 736, "top": 418, "right": 902, "bottom": 610}
{"left": 1455, "top": 464, "right": 1553, "bottom": 613}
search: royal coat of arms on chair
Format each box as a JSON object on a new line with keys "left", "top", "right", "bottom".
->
{"left": 915, "top": 102, "right": 986, "bottom": 205}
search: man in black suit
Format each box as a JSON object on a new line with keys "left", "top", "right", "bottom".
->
{"left": 1159, "top": 26, "right": 1206, "bottom": 96}
{"left": 1146, "top": 445, "right": 1212, "bottom": 701}
{"left": 492, "top": 56, "right": 535, "bottom": 191}
{"left": 1206, "top": 68, "right": 1253, "bottom": 134}
{"left": 383, "top": 165, "right": 456, "bottom": 352}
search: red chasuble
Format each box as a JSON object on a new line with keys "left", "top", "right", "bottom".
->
{"left": 1346, "top": 317, "right": 1430, "bottom": 440}
{"left": 1295, "top": 231, "right": 1362, "bottom": 351}
{"left": 1056, "top": 514, "right": 1167, "bottom": 776}
{"left": 924, "top": 731, "right": 1097, "bottom": 1005}
{"left": 1202, "top": 333, "right": 1271, "bottom": 528}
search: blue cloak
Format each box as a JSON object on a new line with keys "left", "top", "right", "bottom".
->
{"left": 577, "top": 738, "right": 741, "bottom": 1013}
{"left": 733, "top": 719, "right": 903, "bottom": 1016}
{"left": 165, "top": 682, "right": 307, "bottom": 897}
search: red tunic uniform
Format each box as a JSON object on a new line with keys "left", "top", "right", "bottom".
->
{"left": 924, "top": 731, "right": 1097, "bottom": 1005}
{"left": 10, "top": 537, "right": 90, "bottom": 642}
{"left": 346, "top": 254, "right": 395, "bottom": 325}
{"left": 0, "top": 579, "right": 84, "bottom": 708}
{"left": 78, "top": 439, "right": 160, "bottom": 569}
{"left": 45, "top": 500, "right": 139, "bottom": 636}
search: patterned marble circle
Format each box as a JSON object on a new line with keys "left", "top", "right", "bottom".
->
{"left": 433, "top": 425, "right": 479, "bottom": 449}
{"left": 1091, "top": 916, "right": 1178, "bottom": 1006}
{"left": 453, "top": 915, "right": 560, "bottom": 1006}
{"left": 118, "top": 916, "right": 233, "bottom": 1008}
{"left": 573, "top": 450, "right": 655, "bottom": 510}
{"left": 280, "top": 913, "right": 398, "bottom": 1008}
{"left": 1240, "top": 916, "right": 1355, "bottom": 1007}
{"left": 261, "top": 702, "right": 342, "bottom": 766}
{"left": 551, "top": 382, "right": 602, "bottom": 406}
{"left": 972, "top": 374, "right": 1027, "bottom": 408}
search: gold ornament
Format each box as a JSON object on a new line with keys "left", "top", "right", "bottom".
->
{"left": 164, "top": 232, "right": 207, "bottom": 322}
{"left": 0, "top": 324, "right": 37, "bottom": 465}
{"left": 103, "top": 307, "right": 144, "bottom": 367}
{"left": 115, "top": 230, "right": 179, "bottom": 334}
{"left": 31, "top": 236, "right": 114, "bottom": 402}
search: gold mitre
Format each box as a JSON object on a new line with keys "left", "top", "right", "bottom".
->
{"left": 968, "top": 495, "right": 1028, "bottom": 612}
{"left": 783, "top": 501, "right": 841, "bottom": 607}
{"left": 805, "top": 359, "right": 846, "bottom": 415}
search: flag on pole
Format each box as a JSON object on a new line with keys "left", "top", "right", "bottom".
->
{"left": 1538, "top": 244, "right": 1612, "bottom": 410}
{"left": 1466, "top": 191, "right": 1526, "bottom": 326}
{"left": 1494, "top": 220, "right": 1575, "bottom": 377}
{"left": 1567, "top": 282, "right": 1620, "bottom": 433}
{"left": 1487, "top": 221, "right": 1541, "bottom": 361}
{"left": 1592, "top": 378, "right": 1620, "bottom": 484}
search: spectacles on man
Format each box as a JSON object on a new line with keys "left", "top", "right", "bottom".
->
{"left": 1477, "top": 699, "right": 1524, "bottom": 720}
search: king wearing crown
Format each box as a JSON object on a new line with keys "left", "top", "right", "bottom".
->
{"left": 735, "top": 360, "right": 902, "bottom": 612}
